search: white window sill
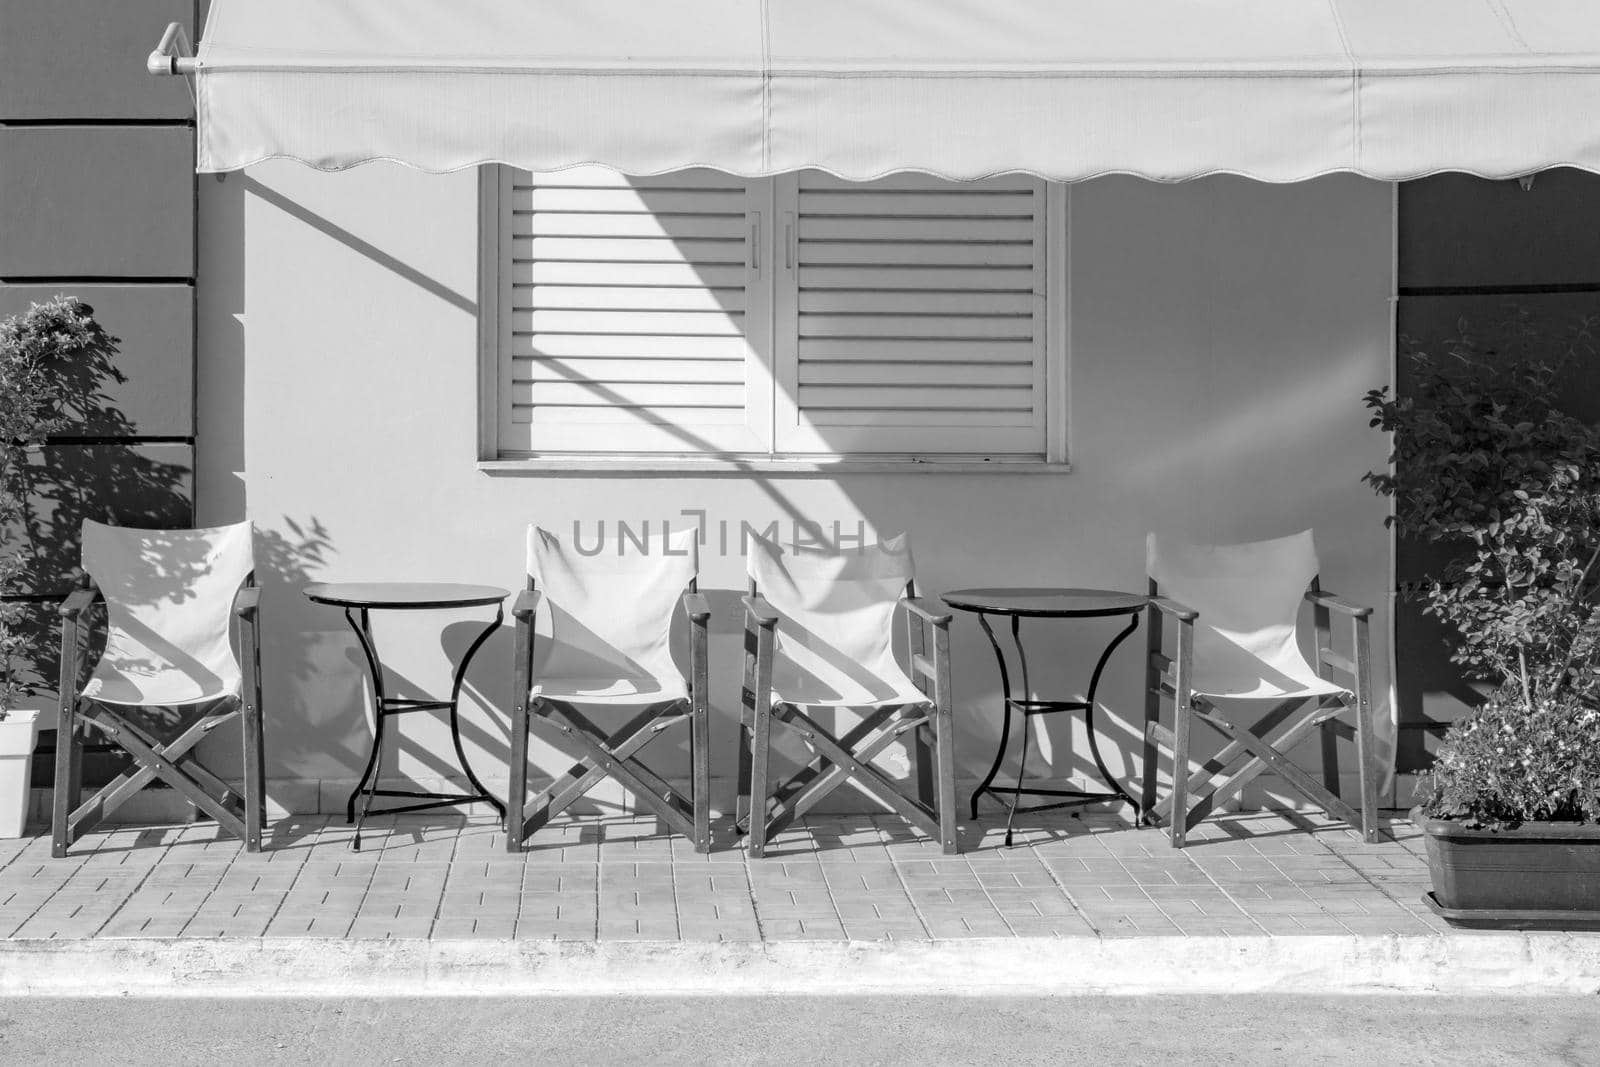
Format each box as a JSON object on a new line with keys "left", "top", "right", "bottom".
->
{"left": 479, "top": 455, "right": 1073, "bottom": 476}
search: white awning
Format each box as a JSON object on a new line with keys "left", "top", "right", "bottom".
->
{"left": 170, "top": 0, "right": 1600, "bottom": 181}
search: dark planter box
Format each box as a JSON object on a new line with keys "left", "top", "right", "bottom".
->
{"left": 1413, "top": 807, "right": 1600, "bottom": 925}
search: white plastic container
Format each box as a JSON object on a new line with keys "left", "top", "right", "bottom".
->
{"left": 0, "top": 709, "right": 43, "bottom": 838}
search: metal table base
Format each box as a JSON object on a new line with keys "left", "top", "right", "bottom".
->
{"left": 304, "top": 584, "right": 512, "bottom": 851}
{"left": 963, "top": 605, "right": 1143, "bottom": 846}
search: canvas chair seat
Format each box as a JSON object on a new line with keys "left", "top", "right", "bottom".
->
{"left": 507, "top": 525, "right": 712, "bottom": 852}
{"left": 769, "top": 665, "right": 927, "bottom": 710}
{"left": 82, "top": 660, "right": 241, "bottom": 707}
{"left": 1141, "top": 530, "right": 1380, "bottom": 848}
{"left": 54, "top": 520, "right": 266, "bottom": 857}
{"left": 533, "top": 673, "right": 688, "bottom": 706}
{"left": 740, "top": 532, "right": 959, "bottom": 857}
{"left": 1189, "top": 664, "right": 1348, "bottom": 702}
{"left": 768, "top": 622, "right": 926, "bottom": 708}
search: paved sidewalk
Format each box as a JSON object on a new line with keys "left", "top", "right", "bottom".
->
{"left": 0, "top": 808, "right": 1444, "bottom": 942}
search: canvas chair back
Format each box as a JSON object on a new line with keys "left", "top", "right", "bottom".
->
{"left": 80, "top": 520, "right": 255, "bottom": 705}
{"left": 747, "top": 531, "right": 920, "bottom": 705}
{"left": 527, "top": 525, "right": 697, "bottom": 688}
{"left": 1146, "top": 529, "right": 1332, "bottom": 699}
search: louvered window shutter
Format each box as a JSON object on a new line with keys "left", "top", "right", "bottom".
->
{"left": 498, "top": 167, "right": 772, "bottom": 455}
{"left": 773, "top": 172, "right": 1050, "bottom": 457}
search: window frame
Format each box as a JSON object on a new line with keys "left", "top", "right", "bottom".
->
{"left": 477, "top": 166, "right": 1071, "bottom": 473}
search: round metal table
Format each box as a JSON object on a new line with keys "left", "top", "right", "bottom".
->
{"left": 943, "top": 587, "right": 1146, "bottom": 845}
{"left": 304, "top": 581, "right": 509, "bottom": 849}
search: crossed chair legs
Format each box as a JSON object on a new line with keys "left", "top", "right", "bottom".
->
{"left": 502, "top": 589, "right": 961, "bottom": 857}
{"left": 51, "top": 581, "right": 266, "bottom": 858}
{"left": 735, "top": 594, "right": 960, "bottom": 857}
{"left": 1140, "top": 590, "right": 1381, "bottom": 849}
{"left": 503, "top": 587, "right": 714, "bottom": 853}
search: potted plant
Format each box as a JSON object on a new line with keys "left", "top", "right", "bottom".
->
{"left": 0, "top": 297, "right": 95, "bottom": 837}
{"left": 1364, "top": 314, "right": 1600, "bottom": 929}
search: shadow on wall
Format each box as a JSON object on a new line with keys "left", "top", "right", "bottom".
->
{"left": 249, "top": 516, "right": 344, "bottom": 787}
{"left": 0, "top": 299, "right": 192, "bottom": 720}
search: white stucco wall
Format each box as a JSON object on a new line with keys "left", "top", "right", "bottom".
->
{"left": 196, "top": 163, "right": 1395, "bottom": 818}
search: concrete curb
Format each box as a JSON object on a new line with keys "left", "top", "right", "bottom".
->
{"left": 1, "top": 934, "right": 1598, "bottom": 997}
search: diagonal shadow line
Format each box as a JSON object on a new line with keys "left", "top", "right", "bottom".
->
{"left": 242, "top": 176, "right": 476, "bottom": 315}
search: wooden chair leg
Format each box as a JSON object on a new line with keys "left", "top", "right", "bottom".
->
{"left": 911, "top": 723, "right": 935, "bottom": 809}
{"left": 690, "top": 695, "right": 711, "bottom": 853}
{"left": 51, "top": 696, "right": 79, "bottom": 858}
{"left": 748, "top": 701, "right": 773, "bottom": 858}
{"left": 934, "top": 707, "right": 959, "bottom": 855}
{"left": 506, "top": 696, "right": 531, "bottom": 853}
{"left": 241, "top": 697, "right": 265, "bottom": 853}
{"left": 1141, "top": 698, "right": 1163, "bottom": 828}
{"left": 1141, "top": 600, "right": 1162, "bottom": 818}
{"left": 930, "top": 618, "right": 958, "bottom": 855}
{"left": 1352, "top": 614, "right": 1380, "bottom": 843}
{"left": 1169, "top": 702, "right": 1192, "bottom": 849}
{"left": 735, "top": 714, "right": 753, "bottom": 833}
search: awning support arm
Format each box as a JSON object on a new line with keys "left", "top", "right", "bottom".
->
{"left": 148, "top": 22, "right": 198, "bottom": 103}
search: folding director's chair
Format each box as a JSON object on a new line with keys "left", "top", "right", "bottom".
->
{"left": 1141, "top": 530, "right": 1380, "bottom": 848}
{"left": 507, "top": 525, "right": 711, "bottom": 852}
{"left": 739, "top": 532, "right": 958, "bottom": 857}
{"left": 53, "top": 520, "right": 265, "bottom": 856}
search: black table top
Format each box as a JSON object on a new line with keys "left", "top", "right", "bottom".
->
{"left": 942, "top": 587, "right": 1147, "bottom": 618}
{"left": 303, "top": 582, "right": 509, "bottom": 610}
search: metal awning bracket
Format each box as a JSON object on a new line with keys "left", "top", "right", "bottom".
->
{"left": 148, "top": 22, "right": 198, "bottom": 104}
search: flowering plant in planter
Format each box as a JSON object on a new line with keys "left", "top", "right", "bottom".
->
{"left": 0, "top": 297, "right": 93, "bottom": 718}
{"left": 1364, "top": 315, "right": 1600, "bottom": 832}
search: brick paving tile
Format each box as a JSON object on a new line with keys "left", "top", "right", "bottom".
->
{"left": 673, "top": 868, "right": 747, "bottom": 893}
{"left": 987, "top": 895, "right": 1081, "bottom": 919}
{"left": 521, "top": 867, "right": 600, "bottom": 890}
{"left": 1037, "top": 857, "right": 1138, "bottom": 884}
{"left": 1076, "top": 911, "right": 1185, "bottom": 937}
{"left": 1251, "top": 914, "right": 1357, "bottom": 935}
{"left": 431, "top": 917, "right": 516, "bottom": 939}
{"left": 760, "top": 917, "right": 848, "bottom": 940}
{"left": 922, "top": 917, "right": 1016, "bottom": 939}
{"left": 517, "top": 899, "right": 596, "bottom": 925}
{"left": 346, "top": 921, "right": 436, "bottom": 940}
{"left": 821, "top": 866, "right": 904, "bottom": 894}
{"left": 0, "top": 808, "right": 1452, "bottom": 946}
{"left": 260, "top": 913, "right": 355, "bottom": 938}
{"left": 840, "top": 922, "right": 929, "bottom": 940}
{"left": 513, "top": 920, "right": 600, "bottom": 940}
{"left": 676, "top": 924, "right": 761, "bottom": 942}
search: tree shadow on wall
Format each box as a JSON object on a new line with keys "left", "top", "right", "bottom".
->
{"left": 0, "top": 297, "right": 195, "bottom": 780}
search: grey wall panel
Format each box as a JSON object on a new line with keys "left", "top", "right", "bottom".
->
{"left": 0, "top": 284, "right": 194, "bottom": 437}
{"left": 0, "top": 126, "right": 194, "bottom": 278}
{"left": 4, "top": 443, "right": 194, "bottom": 596}
{"left": 1396, "top": 292, "right": 1600, "bottom": 422}
{"left": 1400, "top": 169, "right": 1600, "bottom": 289}
{"left": 0, "top": 0, "right": 195, "bottom": 120}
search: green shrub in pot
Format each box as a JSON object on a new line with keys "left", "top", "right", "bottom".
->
{"left": 0, "top": 298, "right": 116, "bottom": 836}
{"left": 1365, "top": 314, "right": 1600, "bottom": 921}
{"left": 0, "top": 298, "right": 93, "bottom": 719}
{"left": 1365, "top": 313, "right": 1600, "bottom": 825}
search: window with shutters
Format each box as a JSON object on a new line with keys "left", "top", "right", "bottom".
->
{"left": 480, "top": 167, "right": 1066, "bottom": 469}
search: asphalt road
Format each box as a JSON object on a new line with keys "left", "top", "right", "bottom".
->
{"left": 0, "top": 995, "right": 1595, "bottom": 1065}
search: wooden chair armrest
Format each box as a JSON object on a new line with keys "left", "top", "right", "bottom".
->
{"left": 1305, "top": 589, "right": 1373, "bottom": 618}
{"left": 1149, "top": 595, "right": 1198, "bottom": 622}
{"left": 58, "top": 588, "right": 96, "bottom": 620}
{"left": 232, "top": 585, "right": 262, "bottom": 620}
{"left": 742, "top": 594, "right": 778, "bottom": 629}
{"left": 682, "top": 591, "right": 711, "bottom": 625}
{"left": 901, "top": 597, "right": 952, "bottom": 628}
{"left": 512, "top": 587, "right": 542, "bottom": 621}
